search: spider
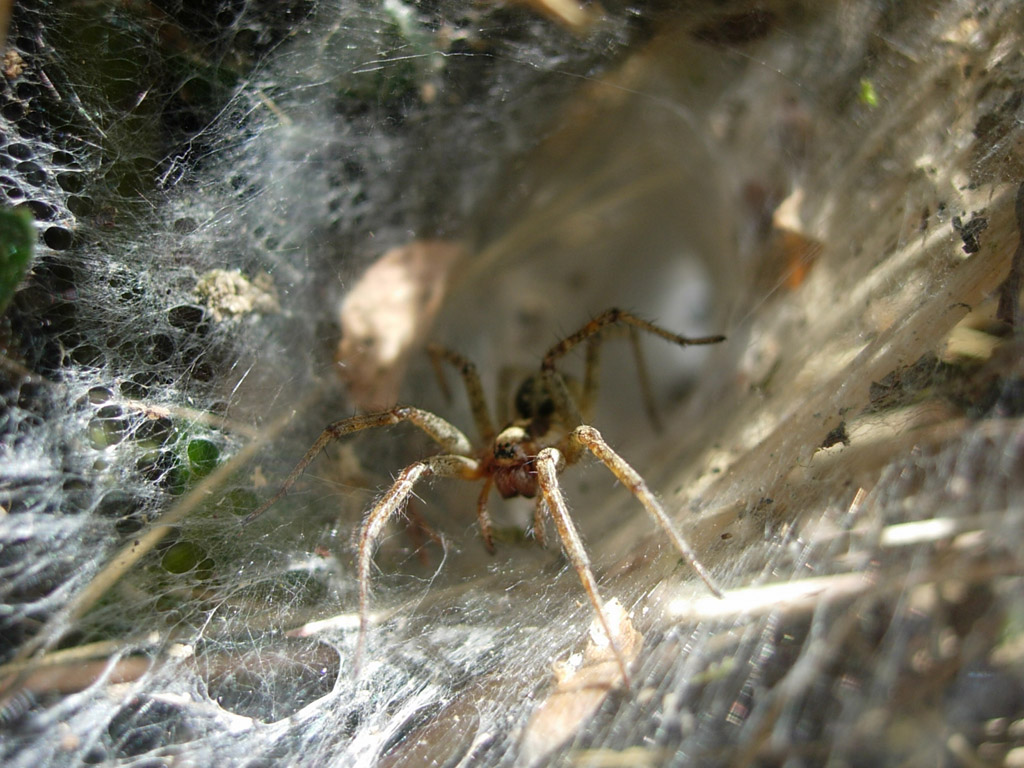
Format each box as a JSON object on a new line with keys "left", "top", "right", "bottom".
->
{"left": 247, "top": 308, "right": 725, "bottom": 682}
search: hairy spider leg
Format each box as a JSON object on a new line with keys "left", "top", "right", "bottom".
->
{"left": 541, "top": 307, "right": 725, "bottom": 372}
{"left": 535, "top": 446, "right": 632, "bottom": 686}
{"left": 568, "top": 424, "right": 723, "bottom": 598}
{"left": 475, "top": 477, "right": 496, "bottom": 552}
{"left": 427, "top": 344, "right": 455, "bottom": 403}
{"left": 403, "top": 502, "right": 444, "bottom": 565}
{"left": 626, "top": 326, "right": 662, "bottom": 431}
{"left": 543, "top": 308, "right": 723, "bottom": 436}
{"left": 426, "top": 345, "right": 508, "bottom": 552}
{"left": 576, "top": 325, "right": 660, "bottom": 430}
{"left": 244, "top": 406, "right": 474, "bottom": 523}
{"left": 426, "top": 343, "right": 495, "bottom": 443}
{"left": 532, "top": 496, "right": 549, "bottom": 547}
{"left": 354, "top": 453, "right": 480, "bottom": 673}
{"left": 580, "top": 334, "right": 601, "bottom": 424}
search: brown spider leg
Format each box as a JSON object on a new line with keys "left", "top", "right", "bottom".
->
{"left": 475, "top": 477, "right": 496, "bottom": 553}
{"left": 535, "top": 446, "right": 632, "bottom": 686}
{"left": 627, "top": 325, "right": 663, "bottom": 432}
{"left": 427, "top": 344, "right": 455, "bottom": 403}
{"left": 355, "top": 453, "right": 480, "bottom": 673}
{"left": 578, "top": 326, "right": 660, "bottom": 430}
{"left": 426, "top": 343, "right": 495, "bottom": 443}
{"left": 568, "top": 424, "right": 723, "bottom": 598}
{"left": 541, "top": 307, "right": 725, "bottom": 371}
{"left": 404, "top": 500, "right": 443, "bottom": 565}
{"left": 532, "top": 495, "right": 548, "bottom": 547}
{"left": 579, "top": 336, "right": 600, "bottom": 424}
{"left": 245, "top": 406, "right": 473, "bottom": 523}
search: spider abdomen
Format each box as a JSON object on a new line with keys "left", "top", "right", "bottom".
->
{"left": 493, "top": 463, "right": 538, "bottom": 499}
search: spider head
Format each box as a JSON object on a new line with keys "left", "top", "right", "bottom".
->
{"left": 492, "top": 424, "right": 531, "bottom": 463}
{"left": 490, "top": 424, "right": 539, "bottom": 498}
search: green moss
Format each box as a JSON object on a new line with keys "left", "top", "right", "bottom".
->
{"left": 0, "top": 207, "right": 34, "bottom": 316}
{"left": 161, "top": 540, "right": 208, "bottom": 574}
{"left": 858, "top": 77, "right": 879, "bottom": 108}
{"left": 186, "top": 437, "right": 220, "bottom": 479}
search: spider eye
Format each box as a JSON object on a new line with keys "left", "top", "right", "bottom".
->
{"left": 514, "top": 375, "right": 554, "bottom": 420}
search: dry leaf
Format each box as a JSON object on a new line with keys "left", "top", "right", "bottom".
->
{"left": 337, "top": 240, "right": 463, "bottom": 410}
{"left": 520, "top": 599, "right": 642, "bottom": 765}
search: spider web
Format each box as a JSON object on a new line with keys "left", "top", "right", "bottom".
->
{"left": 2, "top": 1, "right": 1024, "bottom": 766}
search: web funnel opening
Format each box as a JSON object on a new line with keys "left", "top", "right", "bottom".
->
{"left": 1, "top": 2, "right": 1023, "bottom": 767}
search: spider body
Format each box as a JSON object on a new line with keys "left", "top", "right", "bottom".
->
{"left": 481, "top": 375, "right": 568, "bottom": 501}
{"left": 486, "top": 425, "right": 541, "bottom": 499}
{"left": 248, "top": 308, "right": 726, "bottom": 683}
